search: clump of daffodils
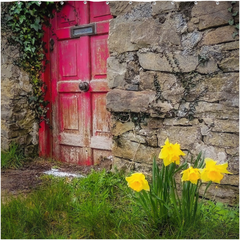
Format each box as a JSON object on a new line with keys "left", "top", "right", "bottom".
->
{"left": 125, "top": 138, "right": 232, "bottom": 228}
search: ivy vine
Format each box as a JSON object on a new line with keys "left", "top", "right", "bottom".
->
{"left": 112, "top": 112, "right": 149, "bottom": 129}
{"left": 228, "top": 1, "right": 239, "bottom": 38}
{"left": 2, "top": 1, "right": 62, "bottom": 124}
{"left": 159, "top": 51, "right": 210, "bottom": 121}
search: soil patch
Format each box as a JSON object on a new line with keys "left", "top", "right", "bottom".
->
{"left": 1, "top": 157, "right": 112, "bottom": 202}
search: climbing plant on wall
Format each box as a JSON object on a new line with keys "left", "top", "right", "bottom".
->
{"left": 2, "top": 1, "right": 62, "bottom": 124}
{"left": 228, "top": 1, "right": 239, "bottom": 38}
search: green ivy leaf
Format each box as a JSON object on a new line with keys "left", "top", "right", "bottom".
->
{"left": 6, "top": 15, "right": 13, "bottom": 21}
{"left": 10, "top": 5, "right": 16, "bottom": 11}
{"left": 228, "top": 7, "right": 233, "bottom": 12}
{"left": 25, "top": 46, "right": 32, "bottom": 52}
{"left": 19, "top": 15, "right": 25, "bottom": 24}
{"left": 28, "top": 9, "right": 37, "bottom": 16}
{"left": 39, "top": 53, "right": 45, "bottom": 59}
{"left": 232, "top": 11, "right": 238, "bottom": 17}
{"left": 32, "top": 38, "right": 36, "bottom": 45}
{"left": 30, "top": 24, "right": 38, "bottom": 31}
{"left": 229, "top": 19, "right": 234, "bottom": 25}
{"left": 37, "top": 32, "right": 44, "bottom": 38}
{"left": 30, "top": 17, "right": 41, "bottom": 31}
{"left": 43, "top": 101, "right": 50, "bottom": 107}
{"left": 232, "top": 31, "right": 239, "bottom": 38}
{"left": 235, "top": 23, "right": 239, "bottom": 29}
{"left": 13, "top": 7, "right": 21, "bottom": 14}
{"left": 23, "top": 41, "right": 30, "bottom": 46}
{"left": 29, "top": 96, "right": 38, "bottom": 102}
{"left": 26, "top": 2, "right": 33, "bottom": 8}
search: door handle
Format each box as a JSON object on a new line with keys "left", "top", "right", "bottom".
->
{"left": 79, "top": 82, "right": 89, "bottom": 92}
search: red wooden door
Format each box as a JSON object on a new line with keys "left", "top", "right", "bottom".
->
{"left": 50, "top": 1, "right": 112, "bottom": 165}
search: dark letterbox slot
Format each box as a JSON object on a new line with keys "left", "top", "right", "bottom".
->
{"left": 71, "top": 23, "right": 96, "bottom": 38}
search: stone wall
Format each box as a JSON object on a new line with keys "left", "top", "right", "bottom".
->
{"left": 1, "top": 25, "right": 38, "bottom": 156}
{"left": 107, "top": 1, "right": 239, "bottom": 204}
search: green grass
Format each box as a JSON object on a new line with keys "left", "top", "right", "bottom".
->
{"left": 1, "top": 143, "right": 26, "bottom": 169}
{"left": 1, "top": 169, "right": 239, "bottom": 239}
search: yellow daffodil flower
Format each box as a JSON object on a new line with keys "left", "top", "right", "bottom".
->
{"left": 159, "top": 138, "right": 186, "bottom": 166}
{"left": 181, "top": 166, "right": 201, "bottom": 184}
{"left": 125, "top": 173, "right": 150, "bottom": 192}
{"left": 200, "top": 158, "right": 232, "bottom": 184}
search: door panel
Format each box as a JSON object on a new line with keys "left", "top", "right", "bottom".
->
{"left": 91, "top": 92, "right": 111, "bottom": 152}
{"left": 92, "top": 93, "right": 110, "bottom": 137}
{"left": 57, "top": 1, "right": 78, "bottom": 28}
{"left": 90, "top": 2, "right": 112, "bottom": 22}
{"left": 58, "top": 40, "right": 78, "bottom": 78}
{"left": 91, "top": 35, "right": 109, "bottom": 78}
{"left": 60, "top": 145, "right": 91, "bottom": 165}
{"left": 60, "top": 94, "right": 79, "bottom": 131}
{"left": 51, "top": 1, "right": 112, "bottom": 165}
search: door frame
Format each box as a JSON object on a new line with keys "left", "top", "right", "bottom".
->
{"left": 39, "top": 24, "right": 52, "bottom": 158}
